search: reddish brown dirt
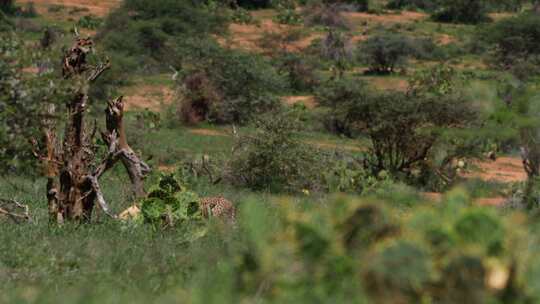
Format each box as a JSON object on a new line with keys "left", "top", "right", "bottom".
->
{"left": 21, "top": 66, "right": 39, "bottom": 75}
{"left": 489, "top": 12, "right": 515, "bottom": 21}
{"left": 365, "top": 77, "right": 409, "bottom": 92}
{"left": 222, "top": 20, "right": 322, "bottom": 53}
{"left": 422, "top": 193, "right": 507, "bottom": 206}
{"left": 306, "top": 140, "right": 364, "bottom": 152}
{"left": 282, "top": 96, "right": 318, "bottom": 109}
{"left": 437, "top": 34, "right": 456, "bottom": 46}
{"left": 464, "top": 157, "right": 526, "bottom": 184}
{"left": 18, "top": 0, "right": 120, "bottom": 16}
{"left": 188, "top": 129, "right": 229, "bottom": 137}
{"left": 123, "top": 85, "right": 175, "bottom": 112}
{"left": 425, "top": 157, "right": 526, "bottom": 207}
{"left": 343, "top": 11, "right": 426, "bottom": 25}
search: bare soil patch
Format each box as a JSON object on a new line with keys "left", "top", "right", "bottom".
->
{"left": 188, "top": 129, "right": 229, "bottom": 137}
{"left": 365, "top": 77, "right": 409, "bottom": 92}
{"left": 306, "top": 140, "right": 364, "bottom": 152}
{"left": 223, "top": 20, "right": 321, "bottom": 53}
{"left": 464, "top": 156, "right": 526, "bottom": 184}
{"left": 344, "top": 11, "right": 426, "bottom": 26}
{"left": 123, "top": 85, "right": 175, "bottom": 112}
{"left": 424, "top": 157, "right": 525, "bottom": 207}
{"left": 437, "top": 34, "right": 456, "bottom": 45}
{"left": 282, "top": 96, "right": 317, "bottom": 109}
{"left": 18, "top": 0, "right": 120, "bottom": 16}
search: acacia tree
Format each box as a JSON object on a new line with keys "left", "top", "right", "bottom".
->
{"left": 32, "top": 36, "right": 150, "bottom": 223}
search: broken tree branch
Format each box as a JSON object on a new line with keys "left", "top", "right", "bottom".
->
{"left": 0, "top": 199, "right": 32, "bottom": 224}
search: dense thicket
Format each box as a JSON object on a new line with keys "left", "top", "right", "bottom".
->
{"left": 176, "top": 39, "right": 286, "bottom": 124}
{"left": 97, "top": 0, "right": 228, "bottom": 72}
{"left": 480, "top": 13, "right": 540, "bottom": 70}
{"left": 0, "top": 34, "right": 68, "bottom": 174}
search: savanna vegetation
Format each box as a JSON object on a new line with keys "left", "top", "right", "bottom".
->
{"left": 2, "top": 0, "right": 540, "bottom": 303}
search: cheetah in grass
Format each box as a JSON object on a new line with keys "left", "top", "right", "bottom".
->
{"left": 119, "top": 196, "right": 236, "bottom": 222}
{"left": 200, "top": 196, "right": 236, "bottom": 222}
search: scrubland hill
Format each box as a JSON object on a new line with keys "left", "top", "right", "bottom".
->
{"left": 2, "top": 0, "right": 540, "bottom": 303}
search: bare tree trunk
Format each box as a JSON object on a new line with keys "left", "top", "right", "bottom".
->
{"left": 104, "top": 97, "right": 150, "bottom": 198}
{"left": 33, "top": 36, "right": 149, "bottom": 224}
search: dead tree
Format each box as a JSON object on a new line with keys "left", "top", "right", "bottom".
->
{"left": 33, "top": 36, "right": 150, "bottom": 224}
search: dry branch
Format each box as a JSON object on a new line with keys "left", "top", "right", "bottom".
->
{"left": 0, "top": 199, "right": 31, "bottom": 224}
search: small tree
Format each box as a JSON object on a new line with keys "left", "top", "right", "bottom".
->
{"left": 321, "top": 29, "right": 354, "bottom": 79}
{"left": 0, "top": 0, "right": 16, "bottom": 15}
{"left": 358, "top": 34, "right": 414, "bottom": 74}
{"left": 176, "top": 39, "right": 285, "bottom": 124}
{"left": 230, "top": 112, "right": 317, "bottom": 192}
{"left": 480, "top": 13, "right": 540, "bottom": 70}
{"left": 304, "top": 2, "right": 350, "bottom": 30}
{"left": 315, "top": 78, "right": 369, "bottom": 137}
{"left": 321, "top": 66, "right": 478, "bottom": 180}
{"left": 432, "top": 0, "right": 491, "bottom": 24}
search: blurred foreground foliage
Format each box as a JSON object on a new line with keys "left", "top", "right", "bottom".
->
{"left": 4, "top": 186, "right": 540, "bottom": 303}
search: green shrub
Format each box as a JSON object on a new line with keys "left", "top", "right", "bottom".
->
{"left": 235, "top": 0, "right": 272, "bottom": 9}
{"left": 273, "top": 0, "right": 302, "bottom": 25}
{"left": 140, "top": 174, "right": 205, "bottom": 233}
{"left": 0, "top": 33, "right": 70, "bottom": 175}
{"left": 320, "top": 29, "right": 354, "bottom": 78}
{"left": 480, "top": 13, "right": 540, "bottom": 72}
{"left": 0, "top": 10, "right": 13, "bottom": 31}
{"left": 358, "top": 33, "right": 415, "bottom": 74}
{"left": 318, "top": 68, "right": 478, "bottom": 184}
{"left": 230, "top": 7, "right": 256, "bottom": 24}
{"left": 275, "top": 52, "right": 320, "bottom": 92}
{"left": 0, "top": 0, "right": 16, "bottom": 15}
{"left": 431, "top": 0, "right": 491, "bottom": 24}
{"left": 76, "top": 15, "right": 103, "bottom": 30}
{"left": 315, "top": 78, "right": 370, "bottom": 137}
{"left": 176, "top": 39, "right": 286, "bottom": 124}
{"left": 303, "top": 2, "right": 350, "bottom": 30}
{"left": 230, "top": 112, "right": 318, "bottom": 192}
{"left": 386, "top": 0, "right": 437, "bottom": 10}
{"left": 98, "top": 0, "right": 228, "bottom": 72}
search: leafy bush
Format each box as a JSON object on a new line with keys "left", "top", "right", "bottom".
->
{"left": 386, "top": 0, "right": 437, "bottom": 10}
{"left": 76, "top": 15, "right": 103, "bottom": 30}
{"left": 275, "top": 52, "right": 320, "bottom": 92}
{"left": 320, "top": 29, "right": 354, "bottom": 78}
{"left": 98, "top": 0, "right": 228, "bottom": 72}
{"left": 302, "top": 0, "right": 369, "bottom": 12}
{"left": 315, "top": 78, "right": 369, "bottom": 137}
{"left": 140, "top": 174, "right": 205, "bottom": 233}
{"left": 303, "top": 2, "right": 350, "bottom": 30}
{"left": 188, "top": 191, "right": 535, "bottom": 303}
{"left": 0, "top": 10, "right": 13, "bottom": 31}
{"left": 318, "top": 66, "right": 478, "bottom": 183}
{"left": 0, "top": 33, "right": 70, "bottom": 174}
{"left": 235, "top": 0, "right": 272, "bottom": 9}
{"left": 176, "top": 39, "right": 286, "bottom": 124}
{"left": 480, "top": 13, "right": 540, "bottom": 71}
{"left": 229, "top": 112, "right": 318, "bottom": 192}
{"left": 358, "top": 33, "right": 415, "bottom": 74}
{"left": 273, "top": 0, "right": 302, "bottom": 25}
{"left": 230, "top": 7, "right": 257, "bottom": 24}
{"left": 0, "top": 0, "right": 16, "bottom": 15}
{"left": 431, "top": 0, "right": 491, "bottom": 24}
